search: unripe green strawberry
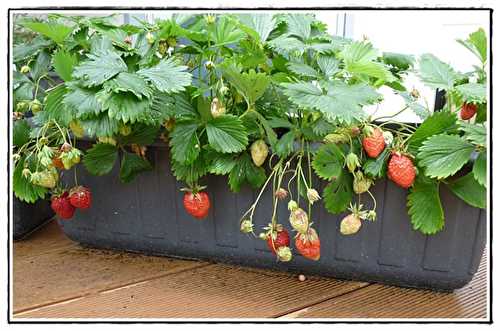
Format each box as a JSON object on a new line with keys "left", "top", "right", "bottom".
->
{"left": 250, "top": 139, "right": 268, "bottom": 167}
{"left": 167, "top": 37, "right": 177, "bottom": 47}
{"left": 289, "top": 207, "right": 309, "bottom": 234}
{"left": 69, "top": 121, "right": 85, "bottom": 138}
{"left": 324, "top": 133, "right": 349, "bottom": 144}
{"left": 119, "top": 124, "right": 132, "bottom": 136}
{"left": 146, "top": 32, "right": 155, "bottom": 44}
{"left": 340, "top": 214, "right": 362, "bottom": 235}
{"left": 30, "top": 99, "right": 42, "bottom": 113}
{"left": 240, "top": 219, "right": 254, "bottom": 234}
{"left": 16, "top": 101, "right": 28, "bottom": 112}
{"left": 98, "top": 136, "right": 117, "bottom": 146}
{"left": 345, "top": 153, "right": 360, "bottom": 173}
{"left": 205, "top": 14, "right": 216, "bottom": 24}
{"left": 287, "top": 200, "right": 298, "bottom": 211}
{"left": 20, "top": 65, "right": 30, "bottom": 73}
{"left": 30, "top": 168, "right": 58, "bottom": 189}
{"left": 276, "top": 246, "right": 292, "bottom": 262}
{"left": 353, "top": 171, "right": 372, "bottom": 194}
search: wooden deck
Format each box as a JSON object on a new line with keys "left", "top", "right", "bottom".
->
{"left": 12, "top": 220, "right": 489, "bottom": 320}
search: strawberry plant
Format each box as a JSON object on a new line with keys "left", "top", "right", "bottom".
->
{"left": 12, "top": 14, "right": 487, "bottom": 260}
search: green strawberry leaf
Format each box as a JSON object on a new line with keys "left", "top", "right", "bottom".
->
{"left": 137, "top": 57, "right": 192, "bottom": 93}
{"left": 382, "top": 52, "right": 415, "bottom": 71}
{"left": 13, "top": 119, "right": 31, "bottom": 147}
{"left": 417, "top": 134, "right": 475, "bottom": 180}
{"left": 457, "top": 28, "right": 487, "bottom": 64}
{"left": 236, "top": 14, "right": 276, "bottom": 42}
{"left": 282, "top": 80, "right": 380, "bottom": 124}
{"left": 287, "top": 62, "right": 318, "bottom": 78}
{"left": 323, "top": 169, "right": 353, "bottom": 214}
{"left": 460, "top": 122, "right": 486, "bottom": 147}
{"left": 274, "top": 131, "right": 295, "bottom": 158}
{"left": 20, "top": 20, "right": 73, "bottom": 44}
{"left": 417, "top": 53, "right": 459, "bottom": 90}
{"left": 119, "top": 152, "right": 152, "bottom": 183}
{"left": 317, "top": 55, "right": 340, "bottom": 78}
{"left": 171, "top": 157, "right": 208, "bottom": 185}
{"left": 104, "top": 72, "right": 153, "bottom": 99}
{"left": 52, "top": 49, "right": 78, "bottom": 81}
{"left": 454, "top": 83, "right": 486, "bottom": 104}
{"left": 79, "top": 113, "right": 119, "bottom": 138}
{"left": 169, "top": 120, "right": 200, "bottom": 165}
{"left": 99, "top": 91, "right": 152, "bottom": 124}
{"left": 207, "top": 153, "right": 237, "bottom": 175}
{"left": 83, "top": 143, "right": 119, "bottom": 176}
{"left": 473, "top": 151, "right": 486, "bottom": 187}
{"left": 220, "top": 63, "right": 271, "bottom": 107}
{"left": 73, "top": 50, "right": 128, "bottom": 87}
{"left": 13, "top": 36, "right": 52, "bottom": 63}
{"left": 118, "top": 124, "right": 160, "bottom": 146}
{"left": 63, "top": 84, "right": 103, "bottom": 118}
{"left": 31, "top": 50, "right": 51, "bottom": 82}
{"left": 407, "top": 111, "right": 458, "bottom": 156}
{"left": 363, "top": 147, "right": 391, "bottom": 178}
{"left": 206, "top": 115, "right": 248, "bottom": 153}
{"left": 42, "top": 85, "right": 74, "bottom": 126}
{"left": 13, "top": 156, "right": 47, "bottom": 203}
{"left": 407, "top": 175, "right": 444, "bottom": 235}
{"left": 447, "top": 172, "right": 486, "bottom": 209}
{"left": 228, "top": 153, "right": 267, "bottom": 192}
{"left": 340, "top": 41, "right": 396, "bottom": 82}
{"left": 312, "top": 143, "right": 344, "bottom": 180}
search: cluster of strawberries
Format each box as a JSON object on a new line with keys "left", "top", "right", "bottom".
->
{"left": 51, "top": 186, "right": 92, "bottom": 220}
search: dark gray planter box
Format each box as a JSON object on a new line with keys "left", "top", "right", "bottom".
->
{"left": 59, "top": 142, "right": 486, "bottom": 291}
{"left": 13, "top": 197, "right": 54, "bottom": 240}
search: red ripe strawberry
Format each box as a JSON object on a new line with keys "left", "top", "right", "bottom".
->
{"left": 460, "top": 102, "right": 477, "bottom": 120}
{"left": 69, "top": 186, "right": 92, "bottom": 209}
{"left": 387, "top": 153, "right": 416, "bottom": 188}
{"left": 295, "top": 227, "right": 321, "bottom": 261}
{"left": 51, "top": 192, "right": 76, "bottom": 220}
{"left": 267, "top": 226, "right": 290, "bottom": 254}
{"left": 363, "top": 128, "right": 385, "bottom": 158}
{"left": 183, "top": 191, "right": 211, "bottom": 219}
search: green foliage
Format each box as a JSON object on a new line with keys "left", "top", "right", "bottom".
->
{"left": 13, "top": 119, "right": 31, "bottom": 147}
{"left": 312, "top": 144, "right": 344, "bottom": 180}
{"left": 137, "top": 58, "right": 192, "bottom": 93}
{"left": 457, "top": 28, "right": 487, "bottom": 64}
{"left": 447, "top": 172, "right": 486, "bottom": 209}
{"left": 64, "top": 84, "right": 103, "bottom": 118}
{"left": 220, "top": 64, "right": 270, "bottom": 108}
{"left": 228, "top": 153, "right": 267, "bottom": 192}
{"left": 169, "top": 120, "right": 200, "bottom": 165}
{"left": 417, "top": 134, "right": 475, "bottom": 179}
{"left": 407, "top": 111, "right": 458, "bottom": 155}
{"left": 119, "top": 152, "right": 152, "bottom": 183}
{"left": 274, "top": 131, "right": 295, "bottom": 158}
{"left": 83, "top": 143, "right": 119, "bottom": 176}
{"left": 73, "top": 50, "right": 128, "bottom": 87}
{"left": 206, "top": 115, "right": 249, "bottom": 153}
{"left": 21, "top": 20, "right": 73, "bottom": 44}
{"left": 104, "top": 72, "right": 152, "bottom": 99}
{"left": 52, "top": 49, "right": 78, "bottom": 82}
{"left": 455, "top": 83, "right": 486, "bottom": 104}
{"left": 363, "top": 148, "right": 390, "bottom": 178}
{"left": 13, "top": 156, "right": 47, "bottom": 203}
{"left": 236, "top": 14, "right": 276, "bottom": 42}
{"left": 418, "top": 53, "right": 459, "bottom": 90}
{"left": 340, "top": 41, "right": 396, "bottom": 82}
{"left": 323, "top": 169, "right": 353, "bottom": 214}
{"left": 407, "top": 175, "right": 444, "bottom": 235}
{"left": 460, "top": 122, "right": 486, "bottom": 147}
{"left": 43, "top": 85, "right": 74, "bottom": 126}
{"left": 473, "top": 151, "right": 486, "bottom": 187}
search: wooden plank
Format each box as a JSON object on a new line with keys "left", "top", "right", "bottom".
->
{"left": 279, "top": 255, "right": 488, "bottom": 319}
{"left": 14, "top": 264, "right": 368, "bottom": 319}
{"left": 13, "top": 223, "right": 209, "bottom": 313}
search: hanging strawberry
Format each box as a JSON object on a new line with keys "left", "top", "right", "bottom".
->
{"left": 263, "top": 224, "right": 290, "bottom": 255}
{"left": 182, "top": 187, "right": 211, "bottom": 219}
{"left": 250, "top": 139, "right": 269, "bottom": 167}
{"left": 387, "top": 152, "right": 416, "bottom": 188}
{"left": 51, "top": 191, "right": 76, "bottom": 220}
{"left": 460, "top": 102, "right": 478, "bottom": 120}
{"left": 295, "top": 227, "right": 321, "bottom": 261}
{"left": 69, "top": 186, "right": 92, "bottom": 210}
{"left": 362, "top": 127, "right": 385, "bottom": 158}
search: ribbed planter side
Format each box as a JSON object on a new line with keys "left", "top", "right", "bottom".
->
{"left": 13, "top": 197, "right": 54, "bottom": 240}
{"left": 60, "top": 143, "right": 486, "bottom": 291}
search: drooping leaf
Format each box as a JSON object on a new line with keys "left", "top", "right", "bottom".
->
{"left": 363, "top": 148, "right": 391, "bottom": 178}
{"left": 83, "top": 143, "right": 119, "bottom": 176}
{"left": 274, "top": 131, "right": 295, "bottom": 158}
{"left": 207, "top": 153, "right": 237, "bottom": 175}
{"left": 407, "top": 111, "right": 458, "bottom": 155}
{"left": 118, "top": 124, "right": 160, "bottom": 146}
{"left": 13, "top": 36, "right": 52, "bottom": 63}
{"left": 73, "top": 50, "right": 127, "bottom": 87}
{"left": 13, "top": 156, "right": 47, "bottom": 203}
{"left": 454, "top": 83, "right": 486, "bottom": 104}
{"left": 171, "top": 157, "right": 208, "bottom": 185}
{"left": 169, "top": 120, "right": 200, "bottom": 165}
{"left": 206, "top": 115, "right": 248, "bottom": 153}
{"left": 407, "top": 175, "right": 444, "bottom": 235}
{"left": 43, "top": 85, "right": 74, "bottom": 126}
{"left": 52, "top": 49, "right": 78, "bottom": 81}
{"left": 447, "top": 172, "right": 486, "bottom": 209}
{"left": 13, "top": 119, "right": 31, "bottom": 147}
{"left": 418, "top": 53, "right": 459, "bottom": 90}
{"left": 228, "top": 153, "right": 267, "bottom": 192}
{"left": 79, "top": 112, "right": 119, "bottom": 137}
{"left": 31, "top": 50, "right": 51, "bottom": 82}
{"left": 382, "top": 52, "right": 415, "bottom": 71}
{"left": 473, "top": 151, "right": 487, "bottom": 187}
{"left": 137, "top": 57, "right": 192, "bottom": 93}
{"left": 323, "top": 169, "right": 353, "bottom": 214}
{"left": 119, "top": 152, "right": 152, "bottom": 183}
{"left": 21, "top": 20, "right": 73, "bottom": 44}
{"left": 460, "top": 122, "right": 486, "bottom": 147}
{"left": 417, "top": 134, "right": 475, "bottom": 179}
{"left": 312, "top": 144, "right": 344, "bottom": 180}
{"left": 103, "top": 72, "right": 152, "bottom": 99}
{"left": 282, "top": 80, "right": 380, "bottom": 124}
{"left": 63, "top": 84, "right": 103, "bottom": 118}
{"left": 99, "top": 91, "right": 152, "bottom": 124}
{"left": 340, "top": 41, "right": 396, "bottom": 82}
